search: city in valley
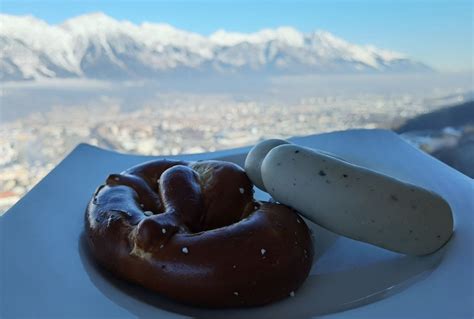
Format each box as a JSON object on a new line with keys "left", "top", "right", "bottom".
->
{"left": 1, "top": 85, "right": 468, "bottom": 214}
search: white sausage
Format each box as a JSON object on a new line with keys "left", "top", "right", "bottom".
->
{"left": 244, "top": 139, "right": 289, "bottom": 191}
{"left": 248, "top": 141, "right": 453, "bottom": 256}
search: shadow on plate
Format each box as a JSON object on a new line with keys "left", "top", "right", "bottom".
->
{"left": 79, "top": 222, "right": 448, "bottom": 318}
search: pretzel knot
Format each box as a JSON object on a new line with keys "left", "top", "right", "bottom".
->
{"left": 85, "top": 159, "right": 314, "bottom": 307}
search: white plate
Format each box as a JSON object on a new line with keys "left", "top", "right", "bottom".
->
{"left": 1, "top": 129, "right": 473, "bottom": 318}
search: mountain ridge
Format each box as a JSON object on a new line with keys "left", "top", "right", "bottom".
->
{"left": 0, "top": 13, "right": 432, "bottom": 81}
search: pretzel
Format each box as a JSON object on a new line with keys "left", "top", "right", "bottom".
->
{"left": 85, "top": 159, "right": 313, "bottom": 307}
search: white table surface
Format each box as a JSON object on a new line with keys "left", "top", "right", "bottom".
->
{"left": 1, "top": 129, "right": 473, "bottom": 318}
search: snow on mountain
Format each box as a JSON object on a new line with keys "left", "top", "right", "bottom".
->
{"left": 210, "top": 27, "right": 305, "bottom": 47}
{"left": 0, "top": 13, "right": 431, "bottom": 81}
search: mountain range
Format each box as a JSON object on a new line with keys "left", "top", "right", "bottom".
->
{"left": 0, "top": 13, "right": 431, "bottom": 81}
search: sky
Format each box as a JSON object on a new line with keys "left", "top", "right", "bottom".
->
{"left": 1, "top": 0, "right": 473, "bottom": 72}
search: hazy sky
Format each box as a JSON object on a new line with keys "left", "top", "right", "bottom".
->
{"left": 2, "top": 0, "right": 472, "bottom": 72}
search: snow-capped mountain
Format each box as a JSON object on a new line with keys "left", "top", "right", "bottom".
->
{"left": 0, "top": 13, "right": 431, "bottom": 81}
